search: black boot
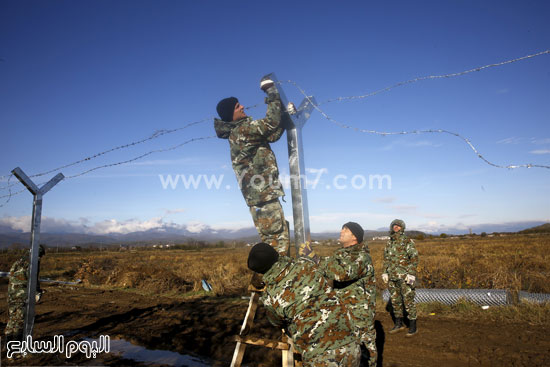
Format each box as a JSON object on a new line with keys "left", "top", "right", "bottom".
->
{"left": 389, "top": 317, "right": 406, "bottom": 334}
{"left": 406, "top": 319, "right": 417, "bottom": 337}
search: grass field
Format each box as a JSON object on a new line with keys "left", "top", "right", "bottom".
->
{"left": 1, "top": 234, "right": 549, "bottom": 367}
{"left": 2, "top": 234, "right": 549, "bottom": 297}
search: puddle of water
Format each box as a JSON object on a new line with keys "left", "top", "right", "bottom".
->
{"left": 88, "top": 338, "right": 212, "bottom": 367}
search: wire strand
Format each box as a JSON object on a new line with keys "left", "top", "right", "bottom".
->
{"left": 312, "top": 49, "right": 550, "bottom": 105}
{"left": 283, "top": 79, "right": 550, "bottom": 170}
{"left": 1, "top": 50, "right": 548, "bottom": 208}
{"left": 0, "top": 136, "right": 215, "bottom": 208}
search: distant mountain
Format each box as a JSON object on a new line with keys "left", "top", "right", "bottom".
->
{"left": 432, "top": 221, "right": 548, "bottom": 235}
{"left": 0, "top": 232, "right": 120, "bottom": 247}
{"left": 519, "top": 223, "right": 550, "bottom": 234}
{"left": 0, "top": 225, "right": 263, "bottom": 248}
{"left": 0, "top": 221, "right": 546, "bottom": 248}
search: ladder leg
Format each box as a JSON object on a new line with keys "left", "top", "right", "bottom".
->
{"left": 281, "top": 332, "right": 294, "bottom": 367}
{"left": 230, "top": 341, "right": 247, "bottom": 367}
{"left": 230, "top": 291, "right": 260, "bottom": 367}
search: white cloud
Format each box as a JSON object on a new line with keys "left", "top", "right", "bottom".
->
{"left": 310, "top": 212, "right": 394, "bottom": 228}
{"left": 372, "top": 196, "right": 396, "bottom": 204}
{"left": 422, "top": 213, "right": 446, "bottom": 219}
{"left": 0, "top": 215, "right": 183, "bottom": 235}
{"left": 163, "top": 208, "right": 186, "bottom": 216}
{"left": 210, "top": 221, "right": 254, "bottom": 231}
{"left": 391, "top": 205, "right": 418, "bottom": 213}
{"left": 91, "top": 217, "right": 172, "bottom": 234}
{"left": 496, "top": 137, "right": 521, "bottom": 145}
{"left": 0, "top": 216, "right": 31, "bottom": 232}
{"left": 412, "top": 221, "right": 468, "bottom": 233}
{"left": 529, "top": 149, "right": 550, "bottom": 155}
{"left": 185, "top": 221, "right": 208, "bottom": 233}
{"left": 532, "top": 138, "right": 550, "bottom": 145}
{"left": 407, "top": 140, "right": 442, "bottom": 148}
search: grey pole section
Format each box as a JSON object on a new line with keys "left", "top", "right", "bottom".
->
{"left": 266, "top": 73, "right": 316, "bottom": 256}
{"left": 11, "top": 167, "right": 64, "bottom": 340}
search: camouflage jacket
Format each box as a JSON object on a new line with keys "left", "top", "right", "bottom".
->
{"left": 214, "top": 88, "right": 285, "bottom": 206}
{"left": 320, "top": 243, "right": 375, "bottom": 296}
{"left": 320, "top": 244, "right": 376, "bottom": 328}
{"left": 8, "top": 256, "right": 30, "bottom": 304}
{"left": 383, "top": 233, "right": 418, "bottom": 280}
{"left": 261, "top": 256, "right": 358, "bottom": 361}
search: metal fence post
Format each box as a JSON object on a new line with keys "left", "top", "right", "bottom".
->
{"left": 266, "top": 74, "right": 316, "bottom": 256}
{"left": 11, "top": 167, "right": 64, "bottom": 340}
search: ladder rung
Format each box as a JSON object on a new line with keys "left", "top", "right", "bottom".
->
{"left": 235, "top": 336, "right": 291, "bottom": 350}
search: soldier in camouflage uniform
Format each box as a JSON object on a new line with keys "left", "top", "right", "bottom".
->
{"left": 4, "top": 245, "right": 45, "bottom": 343}
{"left": 382, "top": 219, "right": 418, "bottom": 336}
{"left": 320, "top": 222, "right": 377, "bottom": 367}
{"left": 214, "top": 76, "right": 289, "bottom": 256}
{"left": 248, "top": 242, "right": 361, "bottom": 367}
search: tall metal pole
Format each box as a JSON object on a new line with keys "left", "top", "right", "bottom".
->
{"left": 267, "top": 74, "right": 316, "bottom": 256}
{"left": 11, "top": 167, "right": 64, "bottom": 340}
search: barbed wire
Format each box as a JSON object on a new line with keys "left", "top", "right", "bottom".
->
{"left": 0, "top": 104, "right": 266, "bottom": 190}
{"left": 64, "top": 136, "right": 215, "bottom": 179}
{"left": 1, "top": 50, "right": 548, "bottom": 209}
{"left": 0, "top": 136, "right": 215, "bottom": 208}
{"left": 310, "top": 49, "right": 550, "bottom": 106}
{"left": 0, "top": 117, "right": 214, "bottom": 189}
{"left": 6, "top": 49, "right": 545, "bottom": 188}
{"left": 283, "top": 79, "right": 550, "bottom": 169}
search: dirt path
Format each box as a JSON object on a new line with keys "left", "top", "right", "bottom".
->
{"left": 1, "top": 280, "right": 549, "bottom": 366}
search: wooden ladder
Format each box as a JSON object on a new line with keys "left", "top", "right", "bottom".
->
{"left": 230, "top": 284, "right": 298, "bottom": 367}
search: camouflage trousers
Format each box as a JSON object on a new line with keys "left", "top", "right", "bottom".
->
{"left": 4, "top": 301, "right": 25, "bottom": 341}
{"left": 249, "top": 199, "right": 289, "bottom": 256}
{"left": 305, "top": 342, "right": 361, "bottom": 367}
{"left": 388, "top": 279, "right": 417, "bottom": 319}
{"left": 354, "top": 297, "right": 377, "bottom": 367}
{"left": 360, "top": 322, "right": 377, "bottom": 367}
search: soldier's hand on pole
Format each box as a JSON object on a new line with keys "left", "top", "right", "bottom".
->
{"left": 405, "top": 274, "right": 416, "bottom": 286}
{"left": 260, "top": 76, "right": 275, "bottom": 91}
{"left": 382, "top": 273, "right": 389, "bottom": 283}
{"left": 286, "top": 102, "right": 297, "bottom": 115}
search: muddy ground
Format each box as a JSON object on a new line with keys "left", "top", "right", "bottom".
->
{"left": 1, "top": 280, "right": 549, "bottom": 367}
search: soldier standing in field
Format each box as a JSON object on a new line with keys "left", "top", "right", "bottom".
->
{"left": 4, "top": 245, "right": 45, "bottom": 343}
{"left": 214, "top": 76, "right": 291, "bottom": 256}
{"left": 320, "top": 222, "right": 377, "bottom": 367}
{"left": 382, "top": 219, "right": 419, "bottom": 336}
{"left": 247, "top": 242, "right": 361, "bottom": 367}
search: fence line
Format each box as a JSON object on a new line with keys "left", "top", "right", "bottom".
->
{"left": 282, "top": 78, "right": 550, "bottom": 170}
{"left": 1, "top": 50, "right": 549, "bottom": 208}
{"left": 314, "top": 49, "right": 550, "bottom": 106}
{"left": 0, "top": 136, "right": 215, "bottom": 208}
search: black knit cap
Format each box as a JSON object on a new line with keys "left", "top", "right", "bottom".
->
{"left": 216, "top": 97, "right": 238, "bottom": 122}
{"left": 247, "top": 242, "right": 279, "bottom": 274}
{"left": 342, "top": 222, "right": 364, "bottom": 244}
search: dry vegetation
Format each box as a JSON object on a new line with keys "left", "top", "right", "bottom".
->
{"left": 1, "top": 234, "right": 549, "bottom": 297}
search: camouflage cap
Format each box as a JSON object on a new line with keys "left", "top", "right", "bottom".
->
{"left": 390, "top": 219, "right": 406, "bottom": 233}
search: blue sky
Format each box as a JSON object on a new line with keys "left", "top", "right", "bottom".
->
{"left": 1, "top": 0, "right": 549, "bottom": 235}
